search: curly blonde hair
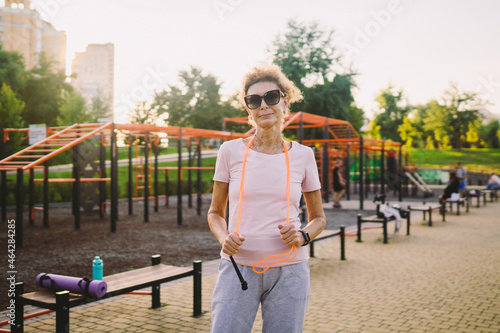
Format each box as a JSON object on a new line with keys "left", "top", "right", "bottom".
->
{"left": 239, "top": 63, "right": 303, "bottom": 110}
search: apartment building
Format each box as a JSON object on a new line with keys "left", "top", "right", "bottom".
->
{"left": 0, "top": 0, "right": 66, "bottom": 71}
{"left": 71, "top": 43, "right": 115, "bottom": 119}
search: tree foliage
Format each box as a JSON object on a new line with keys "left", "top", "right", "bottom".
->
{"left": 0, "top": 83, "right": 25, "bottom": 155}
{"left": 269, "top": 19, "right": 364, "bottom": 134}
{"left": 57, "top": 90, "right": 90, "bottom": 126}
{"left": 152, "top": 66, "right": 242, "bottom": 130}
{"left": 21, "top": 53, "right": 73, "bottom": 126}
{"left": 373, "top": 85, "right": 411, "bottom": 142}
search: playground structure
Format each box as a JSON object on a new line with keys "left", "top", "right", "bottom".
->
{"left": 1, "top": 112, "right": 426, "bottom": 247}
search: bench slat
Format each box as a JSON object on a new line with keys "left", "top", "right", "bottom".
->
{"left": 104, "top": 264, "right": 192, "bottom": 293}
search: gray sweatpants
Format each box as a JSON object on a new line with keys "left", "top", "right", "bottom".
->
{"left": 211, "top": 259, "right": 310, "bottom": 333}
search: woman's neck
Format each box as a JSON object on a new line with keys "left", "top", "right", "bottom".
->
{"left": 253, "top": 127, "right": 283, "bottom": 154}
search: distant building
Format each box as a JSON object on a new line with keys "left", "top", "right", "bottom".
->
{"left": 71, "top": 43, "right": 115, "bottom": 119}
{"left": 0, "top": 0, "right": 66, "bottom": 71}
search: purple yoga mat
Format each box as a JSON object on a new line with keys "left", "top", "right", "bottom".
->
{"left": 36, "top": 273, "right": 108, "bottom": 299}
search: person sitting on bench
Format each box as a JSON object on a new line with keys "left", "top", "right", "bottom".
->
{"left": 486, "top": 172, "right": 500, "bottom": 190}
{"left": 439, "top": 171, "right": 460, "bottom": 212}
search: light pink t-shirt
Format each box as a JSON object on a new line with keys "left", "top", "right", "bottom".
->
{"left": 213, "top": 138, "right": 321, "bottom": 268}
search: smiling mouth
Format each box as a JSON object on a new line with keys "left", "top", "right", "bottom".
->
{"left": 259, "top": 113, "right": 274, "bottom": 118}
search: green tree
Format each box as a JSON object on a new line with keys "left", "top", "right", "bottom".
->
{"left": 479, "top": 119, "right": 500, "bottom": 148}
{"left": 89, "top": 91, "right": 112, "bottom": 123}
{"left": 21, "top": 53, "right": 72, "bottom": 126}
{"left": 0, "top": 45, "right": 27, "bottom": 97}
{"left": 153, "top": 67, "right": 241, "bottom": 130}
{"left": 424, "top": 136, "right": 435, "bottom": 150}
{"left": 128, "top": 100, "right": 157, "bottom": 125}
{"left": 398, "top": 116, "right": 420, "bottom": 148}
{"left": 57, "top": 90, "right": 90, "bottom": 126}
{"left": 268, "top": 19, "right": 364, "bottom": 133}
{"left": 465, "top": 121, "right": 480, "bottom": 148}
{"left": 373, "top": 85, "right": 411, "bottom": 142}
{"left": 0, "top": 83, "right": 25, "bottom": 155}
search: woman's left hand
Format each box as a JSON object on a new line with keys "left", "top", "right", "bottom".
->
{"left": 278, "top": 224, "right": 303, "bottom": 247}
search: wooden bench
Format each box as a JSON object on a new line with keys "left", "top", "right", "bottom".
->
{"left": 445, "top": 197, "right": 469, "bottom": 215}
{"left": 481, "top": 189, "right": 498, "bottom": 203}
{"left": 11, "top": 255, "right": 202, "bottom": 333}
{"left": 309, "top": 226, "right": 346, "bottom": 260}
{"left": 357, "top": 213, "right": 410, "bottom": 244}
{"left": 408, "top": 202, "right": 445, "bottom": 227}
{"left": 467, "top": 191, "right": 487, "bottom": 208}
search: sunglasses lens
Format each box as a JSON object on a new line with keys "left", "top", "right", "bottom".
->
{"left": 264, "top": 90, "right": 280, "bottom": 105}
{"left": 245, "top": 95, "right": 262, "bottom": 109}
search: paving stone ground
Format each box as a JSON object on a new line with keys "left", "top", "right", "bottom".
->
{"left": 2, "top": 199, "right": 499, "bottom": 332}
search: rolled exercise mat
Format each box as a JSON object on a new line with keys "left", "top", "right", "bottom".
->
{"left": 36, "top": 273, "right": 108, "bottom": 298}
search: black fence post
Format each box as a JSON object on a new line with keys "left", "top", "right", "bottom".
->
{"left": 154, "top": 137, "right": 159, "bottom": 213}
{"left": 16, "top": 168, "right": 24, "bottom": 248}
{"left": 100, "top": 133, "right": 106, "bottom": 218}
{"left": 28, "top": 168, "right": 34, "bottom": 225}
{"left": 128, "top": 134, "right": 133, "bottom": 215}
{"left": 144, "top": 132, "right": 149, "bottom": 222}
{"left": 193, "top": 260, "right": 202, "bottom": 317}
{"left": 381, "top": 142, "right": 385, "bottom": 195}
{"left": 322, "top": 124, "right": 329, "bottom": 202}
{"left": 110, "top": 123, "right": 118, "bottom": 233}
{"left": 188, "top": 138, "right": 193, "bottom": 208}
{"left": 340, "top": 225, "right": 346, "bottom": 260}
{"left": 178, "top": 128, "right": 183, "bottom": 226}
{"left": 197, "top": 137, "right": 202, "bottom": 216}
{"left": 359, "top": 137, "right": 364, "bottom": 210}
{"left": 73, "top": 143, "right": 81, "bottom": 230}
{"left": 43, "top": 163, "right": 49, "bottom": 228}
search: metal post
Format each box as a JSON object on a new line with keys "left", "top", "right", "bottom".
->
{"left": 43, "top": 163, "right": 49, "bottom": 228}
{"left": 298, "top": 112, "right": 304, "bottom": 144}
{"left": 144, "top": 132, "right": 149, "bottom": 222}
{"left": 365, "top": 151, "right": 370, "bottom": 198}
{"left": 110, "top": 124, "right": 118, "bottom": 232}
{"left": 381, "top": 142, "right": 385, "bottom": 195}
{"left": 73, "top": 144, "right": 80, "bottom": 230}
{"left": 128, "top": 134, "right": 133, "bottom": 215}
{"left": 197, "top": 137, "right": 202, "bottom": 216}
{"left": 16, "top": 168, "right": 23, "bottom": 247}
{"left": 1, "top": 170, "right": 6, "bottom": 223}
{"left": 340, "top": 225, "right": 346, "bottom": 260}
{"left": 359, "top": 137, "right": 364, "bottom": 210}
{"left": 154, "top": 137, "right": 159, "bottom": 213}
{"left": 178, "top": 128, "right": 183, "bottom": 225}
{"left": 398, "top": 145, "right": 403, "bottom": 202}
{"left": 12, "top": 282, "right": 24, "bottom": 333}
{"left": 346, "top": 128, "right": 351, "bottom": 200}
{"left": 188, "top": 138, "right": 193, "bottom": 208}
{"left": 100, "top": 133, "right": 106, "bottom": 218}
{"left": 165, "top": 170, "right": 169, "bottom": 206}
{"left": 55, "top": 291, "right": 70, "bottom": 333}
{"left": 193, "top": 260, "right": 202, "bottom": 317}
{"left": 29, "top": 168, "right": 34, "bottom": 225}
{"left": 322, "top": 124, "right": 329, "bottom": 202}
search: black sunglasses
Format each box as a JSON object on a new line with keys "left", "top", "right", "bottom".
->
{"left": 244, "top": 89, "right": 284, "bottom": 109}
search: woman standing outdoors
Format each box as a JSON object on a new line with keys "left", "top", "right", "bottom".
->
{"left": 208, "top": 64, "right": 326, "bottom": 333}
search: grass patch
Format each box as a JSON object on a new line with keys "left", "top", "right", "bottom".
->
{"left": 407, "top": 148, "right": 500, "bottom": 173}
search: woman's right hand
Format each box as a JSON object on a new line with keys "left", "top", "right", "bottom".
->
{"left": 222, "top": 233, "right": 245, "bottom": 256}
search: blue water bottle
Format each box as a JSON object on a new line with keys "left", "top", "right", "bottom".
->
{"left": 92, "top": 256, "right": 103, "bottom": 280}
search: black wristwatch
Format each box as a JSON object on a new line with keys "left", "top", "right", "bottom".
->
{"left": 298, "top": 230, "right": 311, "bottom": 246}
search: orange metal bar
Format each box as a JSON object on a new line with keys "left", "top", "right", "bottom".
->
{"left": 0, "top": 124, "right": 79, "bottom": 164}
{"left": 23, "top": 123, "right": 112, "bottom": 170}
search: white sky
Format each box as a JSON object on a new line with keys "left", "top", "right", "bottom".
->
{"left": 30, "top": 0, "right": 500, "bottom": 124}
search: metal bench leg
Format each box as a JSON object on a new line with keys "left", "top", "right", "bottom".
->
{"left": 428, "top": 207, "right": 433, "bottom": 227}
{"left": 56, "top": 291, "right": 70, "bottom": 333}
{"left": 151, "top": 254, "right": 161, "bottom": 309}
{"left": 406, "top": 215, "right": 410, "bottom": 236}
{"left": 12, "top": 282, "right": 24, "bottom": 333}
{"left": 383, "top": 218, "right": 388, "bottom": 244}
{"left": 309, "top": 241, "right": 315, "bottom": 258}
{"left": 457, "top": 201, "right": 460, "bottom": 215}
{"left": 357, "top": 214, "right": 362, "bottom": 242}
{"left": 193, "top": 260, "right": 202, "bottom": 317}
{"left": 152, "top": 284, "right": 161, "bottom": 309}
{"left": 340, "top": 226, "right": 346, "bottom": 260}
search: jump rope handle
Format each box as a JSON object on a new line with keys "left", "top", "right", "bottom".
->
{"left": 230, "top": 256, "right": 248, "bottom": 291}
